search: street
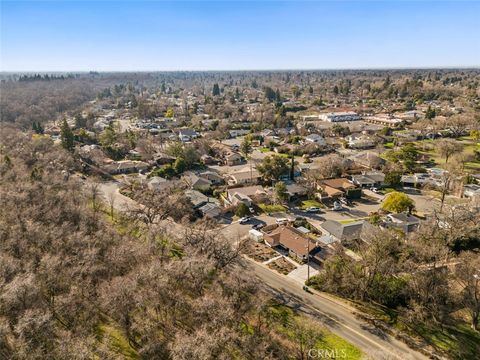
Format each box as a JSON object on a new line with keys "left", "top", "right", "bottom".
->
{"left": 85, "top": 177, "right": 430, "bottom": 359}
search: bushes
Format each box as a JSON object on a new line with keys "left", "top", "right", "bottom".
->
{"left": 235, "top": 203, "right": 251, "bottom": 217}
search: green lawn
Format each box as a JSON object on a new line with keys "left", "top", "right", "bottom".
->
{"left": 258, "top": 203, "right": 286, "bottom": 213}
{"left": 269, "top": 304, "right": 363, "bottom": 360}
{"left": 354, "top": 302, "right": 480, "bottom": 360}
{"left": 415, "top": 323, "right": 480, "bottom": 360}
{"left": 259, "top": 147, "right": 271, "bottom": 153}
{"left": 300, "top": 199, "right": 325, "bottom": 209}
{"left": 97, "top": 323, "right": 140, "bottom": 360}
{"left": 384, "top": 142, "right": 395, "bottom": 149}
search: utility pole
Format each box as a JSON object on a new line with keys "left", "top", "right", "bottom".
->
{"left": 306, "top": 237, "right": 310, "bottom": 282}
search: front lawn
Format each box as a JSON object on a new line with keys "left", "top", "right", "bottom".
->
{"left": 300, "top": 199, "right": 325, "bottom": 209}
{"left": 258, "top": 203, "right": 287, "bottom": 213}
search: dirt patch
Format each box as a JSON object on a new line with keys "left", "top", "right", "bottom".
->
{"left": 243, "top": 240, "right": 278, "bottom": 262}
{"left": 268, "top": 257, "right": 297, "bottom": 275}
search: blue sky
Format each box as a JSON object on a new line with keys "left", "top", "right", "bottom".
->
{"left": 1, "top": 1, "right": 479, "bottom": 71}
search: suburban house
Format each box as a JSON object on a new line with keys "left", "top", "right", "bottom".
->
{"left": 225, "top": 152, "right": 244, "bottom": 166}
{"left": 227, "top": 185, "right": 267, "bottom": 206}
{"left": 227, "top": 167, "right": 261, "bottom": 185}
{"left": 320, "top": 178, "right": 358, "bottom": 199}
{"left": 349, "top": 151, "right": 386, "bottom": 169}
{"left": 285, "top": 182, "right": 308, "bottom": 199}
{"left": 321, "top": 220, "right": 365, "bottom": 243}
{"left": 199, "top": 171, "right": 224, "bottom": 185}
{"left": 198, "top": 202, "right": 222, "bottom": 219}
{"left": 351, "top": 172, "right": 385, "bottom": 188}
{"left": 346, "top": 134, "right": 376, "bottom": 149}
{"left": 263, "top": 226, "right": 320, "bottom": 263}
{"left": 383, "top": 213, "right": 420, "bottom": 233}
{"left": 183, "top": 172, "right": 212, "bottom": 192}
{"left": 229, "top": 129, "right": 250, "bottom": 138}
{"left": 153, "top": 152, "right": 176, "bottom": 165}
{"left": 464, "top": 184, "right": 480, "bottom": 198}
{"left": 101, "top": 160, "right": 149, "bottom": 175}
{"left": 178, "top": 128, "right": 198, "bottom": 142}
{"left": 147, "top": 176, "right": 180, "bottom": 192}
{"left": 185, "top": 190, "right": 222, "bottom": 219}
{"left": 305, "top": 134, "right": 326, "bottom": 146}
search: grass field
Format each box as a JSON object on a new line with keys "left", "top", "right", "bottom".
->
{"left": 300, "top": 199, "right": 325, "bottom": 209}
{"left": 258, "top": 203, "right": 287, "bottom": 213}
{"left": 270, "top": 304, "right": 363, "bottom": 360}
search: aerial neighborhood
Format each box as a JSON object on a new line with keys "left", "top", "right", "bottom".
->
{"left": 2, "top": 69, "right": 480, "bottom": 359}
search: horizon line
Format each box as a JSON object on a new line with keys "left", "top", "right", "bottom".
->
{"left": 1, "top": 65, "right": 480, "bottom": 74}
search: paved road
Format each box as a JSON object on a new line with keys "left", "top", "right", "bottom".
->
{"left": 247, "top": 260, "right": 427, "bottom": 360}
{"left": 86, "top": 178, "right": 429, "bottom": 359}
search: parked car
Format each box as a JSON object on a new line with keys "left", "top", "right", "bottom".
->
{"left": 252, "top": 223, "right": 265, "bottom": 230}
{"left": 332, "top": 201, "right": 342, "bottom": 211}
{"left": 305, "top": 207, "right": 321, "bottom": 213}
{"left": 239, "top": 216, "right": 251, "bottom": 224}
{"left": 275, "top": 218, "right": 288, "bottom": 225}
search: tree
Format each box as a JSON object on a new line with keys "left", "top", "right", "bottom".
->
{"left": 384, "top": 171, "right": 402, "bottom": 188}
{"left": 264, "top": 86, "right": 276, "bottom": 102}
{"left": 212, "top": 83, "right": 220, "bottom": 96}
{"left": 235, "top": 203, "right": 251, "bottom": 217}
{"left": 173, "top": 157, "right": 186, "bottom": 174}
{"left": 165, "top": 108, "right": 174, "bottom": 118}
{"left": 74, "top": 113, "right": 87, "bottom": 129}
{"left": 382, "top": 191, "right": 415, "bottom": 214}
{"left": 454, "top": 252, "right": 480, "bottom": 331}
{"left": 240, "top": 138, "right": 252, "bottom": 159}
{"left": 274, "top": 181, "right": 289, "bottom": 204}
{"left": 435, "top": 139, "right": 463, "bottom": 163}
{"left": 60, "top": 119, "right": 74, "bottom": 152}
{"left": 256, "top": 155, "right": 290, "bottom": 182}
{"left": 333, "top": 85, "right": 339, "bottom": 95}
{"left": 425, "top": 105, "right": 436, "bottom": 119}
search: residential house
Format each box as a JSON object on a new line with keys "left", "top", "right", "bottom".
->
{"left": 227, "top": 185, "right": 267, "bottom": 206}
{"left": 305, "top": 134, "right": 326, "bottom": 146}
{"left": 229, "top": 129, "right": 250, "bottom": 138}
{"left": 321, "top": 220, "right": 365, "bottom": 243}
{"left": 263, "top": 226, "right": 320, "bottom": 263}
{"left": 346, "top": 134, "right": 376, "bottom": 149}
{"left": 320, "top": 178, "right": 359, "bottom": 199}
{"left": 383, "top": 213, "right": 420, "bottom": 233}
{"left": 225, "top": 152, "right": 244, "bottom": 166}
{"left": 153, "top": 152, "right": 176, "bottom": 165}
{"left": 463, "top": 184, "right": 480, "bottom": 198}
{"left": 147, "top": 176, "right": 179, "bottom": 192}
{"left": 285, "top": 182, "right": 308, "bottom": 200}
{"left": 351, "top": 172, "right": 385, "bottom": 188}
{"left": 349, "top": 151, "right": 385, "bottom": 169}
{"left": 227, "top": 167, "right": 261, "bottom": 185}
{"left": 198, "top": 202, "right": 222, "bottom": 219}
{"left": 183, "top": 172, "right": 212, "bottom": 192}
{"left": 178, "top": 128, "right": 198, "bottom": 142}
{"left": 199, "top": 171, "right": 224, "bottom": 185}
{"left": 101, "top": 160, "right": 149, "bottom": 175}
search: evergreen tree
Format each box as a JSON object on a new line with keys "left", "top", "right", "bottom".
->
{"left": 212, "top": 83, "right": 220, "bottom": 96}
{"left": 60, "top": 119, "right": 75, "bottom": 152}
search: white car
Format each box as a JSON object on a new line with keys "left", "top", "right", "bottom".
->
{"left": 239, "top": 216, "right": 251, "bottom": 224}
{"left": 305, "top": 207, "right": 321, "bottom": 213}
